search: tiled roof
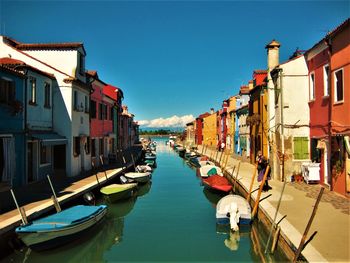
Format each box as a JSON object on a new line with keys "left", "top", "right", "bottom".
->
{"left": 305, "top": 18, "right": 349, "bottom": 55}
{"left": 3, "top": 36, "right": 86, "bottom": 54}
{"left": 0, "top": 57, "right": 55, "bottom": 79}
{"left": 0, "top": 57, "right": 25, "bottom": 65}
{"left": 253, "top": 69, "right": 267, "bottom": 74}
{"left": 197, "top": 112, "right": 210, "bottom": 119}
{"left": 0, "top": 64, "right": 26, "bottom": 78}
{"left": 16, "top": 42, "right": 83, "bottom": 50}
{"left": 239, "top": 85, "right": 250, "bottom": 95}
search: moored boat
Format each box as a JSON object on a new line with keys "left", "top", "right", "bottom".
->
{"left": 202, "top": 175, "right": 232, "bottom": 193}
{"left": 15, "top": 205, "right": 107, "bottom": 251}
{"left": 199, "top": 165, "right": 223, "bottom": 178}
{"left": 124, "top": 172, "right": 151, "bottom": 184}
{"left": 100, "top": 183, "right": 138, "bottom": 203}
{"left": 216, "top": 194, "right": 252, "bottom": 227}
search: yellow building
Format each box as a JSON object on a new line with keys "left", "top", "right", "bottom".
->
{"left": 202, "top": 110, "right": 217, "bottom": 147}
{"left": 226, "top": 96, "right": 237, "bottom": 153}
{"left": 248, "top": 70, "right": 269, "bottom": 162}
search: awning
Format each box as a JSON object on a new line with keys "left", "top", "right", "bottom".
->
{"left": 32, "top": 132, "right": 67, "bottom": 146}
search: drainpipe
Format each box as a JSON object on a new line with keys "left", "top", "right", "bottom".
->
{"left": 325, "top": 37, "right": 332, "bottom": 189}
{"left": 279, "top": 68, "right": 285, "bottom": 182}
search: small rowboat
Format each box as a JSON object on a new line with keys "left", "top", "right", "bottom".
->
{"left": 202, "top": 175, "right": 232, "bottom": 193}
{"left": 15, "top": 205, "right": 107, "bottom": 251}
{"left": 216, "top": 194, "right": 252, "bottom": 227}
{"left": 100, "top": 183, "right": 138, "bottom": 202}
{"left": 199, "top": 165, "right": 223, "bottom": 178}
{"left": 136, "top": 165, "right": 152, "bottom": 173}
{"left": 124, "top": 172, "right": 151, "bottom": 184}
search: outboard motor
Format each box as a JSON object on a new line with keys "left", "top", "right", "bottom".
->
{"left": 83, "top": 192, "right": 96, "bottom": 206}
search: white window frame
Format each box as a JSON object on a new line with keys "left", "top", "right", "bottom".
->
{"left": 309, "top": 72, "right": 315, "bottom": 101}
{"left": 29, "top": 77, "right": 36, "bottom": 104}
{"left": 334, "top": 68, "right": 344, "bottom": 103}
{"left": 323, "top": 64, "right": 329, "bottom": 97}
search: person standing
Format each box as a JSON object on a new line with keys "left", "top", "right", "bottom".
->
{"left": 256, "top": 151, "right": 272, "bottom": 191}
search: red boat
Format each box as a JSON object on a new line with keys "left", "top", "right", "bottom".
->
{"left": 202, "top": 175, "right": 232, "bottom": 193}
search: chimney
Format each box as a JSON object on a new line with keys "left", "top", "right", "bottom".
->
{"left": 248, "top": 80, "right": 254, "bottom": 91}
{"left": 210, "top": 108, "right": 214, "bottom": 114}
{"left": 266, "top": 39, "right": 281, "bottom": 70}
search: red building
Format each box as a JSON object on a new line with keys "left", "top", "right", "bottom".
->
{"left": 305, "top": 18, "right": 350, "bottom": 196}
{"left": 87, "top": 71, "right": 117, "bottom": 166}
{"left": 195, "top": 112, "right": 209, "bottom": 145}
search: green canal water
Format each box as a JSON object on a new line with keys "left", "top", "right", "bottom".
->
{"left": 3, "top": 138, "right": 288, "bottom": 262}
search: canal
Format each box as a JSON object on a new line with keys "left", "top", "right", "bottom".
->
{"left": 2, "top": 137, "right": 288, "bottom": 262}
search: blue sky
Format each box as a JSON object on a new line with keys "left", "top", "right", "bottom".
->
{"left": 1, "top": 0, "right": 348, "bottom": 126}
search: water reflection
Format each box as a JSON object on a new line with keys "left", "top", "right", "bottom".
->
{"left": 202, "top": 187, "right": 226, "bottom": 206}
{"left": 136, "top": 182, "right": 151, "bottom": 197}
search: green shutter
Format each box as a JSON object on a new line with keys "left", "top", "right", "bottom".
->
{"left": 293, "top": 137, "right": 309, "bottom": 160}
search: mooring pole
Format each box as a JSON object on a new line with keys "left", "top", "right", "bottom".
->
{"left": 252, "top": 165, "right": 270, "bottom": 218}
{"left": 99, "top": 155, "right": 108, "bottom": 181}
{"left": 247, "top": 163, "right": 258, "bottom": 203}
{"left": 10, "top": 189, "right": 27, "bottom": 225}
{"left": 47, "top": 175, "right": 61, "bottom": 212}
{"left": 265, "top": 168, "right": 288, "bottom": 254}
{"left": 293, "top": 187, "right": 324, "bottom": 263}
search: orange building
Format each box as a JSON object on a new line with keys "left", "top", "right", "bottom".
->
{"left": 248, "top": 71, "right": 268, "bottom": 162}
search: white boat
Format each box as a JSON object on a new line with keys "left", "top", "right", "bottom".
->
{"left": 123, "top": 172, "right": 151, "bottom": 184}
{"left": 199, "top": 160, "right": 215, "bottom": 167}
{"left": 136, "top": 165, "right": 152, "bottom": 173}
{"left": 199, "top": 165, "right": 223, "bottom": 178}
{"left": 216, "top": 194, "right": 252, "bottom": 229}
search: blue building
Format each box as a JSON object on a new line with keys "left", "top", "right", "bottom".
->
{"left": 0, "top": 63, "right": 26, "bottom": 187}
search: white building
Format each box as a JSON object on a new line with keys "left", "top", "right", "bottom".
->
{"left": 269, "top": 49, "right": 310, "bottom": 180}
{"left": 0, "top": 36, "right": 91, "bottom": 177}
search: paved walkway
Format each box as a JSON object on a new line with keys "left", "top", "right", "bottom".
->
{"left": 0, "top": 146, "right": 142, "bottom": 236}
{"left": 198, "top": 145, "right": 350, "bottom": 263}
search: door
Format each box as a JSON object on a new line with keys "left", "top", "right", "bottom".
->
{"left": 53, "top": 145, "right": 66, "bottom": 175}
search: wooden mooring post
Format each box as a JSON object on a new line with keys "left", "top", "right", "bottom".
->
{"left": 10, "top": 189, "right": 28, "bottom": 225}
{"left": 99, "top": 155, "right": 108, "bottom": 181}
{"left": 246, "top": 163, "right": 258, "bottom": 203}
{"left": 292, "top": 187, "right": 324, "bottom": 263}
{"left": 251, "top": 165, "right": 270, "bottom": 218}
{"left": 47, "top": 175, "right": 61, "bottom": 213}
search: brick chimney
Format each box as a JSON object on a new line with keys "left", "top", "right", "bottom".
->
{"left": 266, "top": 39, "right": 281, "bottom": 70}
{"left": 210, "top": 108, "right": 214, "bottom": 114}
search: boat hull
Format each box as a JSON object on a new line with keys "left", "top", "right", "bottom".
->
{"left": 101, "top": 183, "right": 138, "bottom": 203}
{"left": 216, "top": 195, "right": 252, "bottom": 225}
{"left": 16, "top": 205, "right": 107, "bottom": 250}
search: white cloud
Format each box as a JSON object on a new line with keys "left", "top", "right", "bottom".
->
{"left": 137, "top": 114, "right": 195, "bottom": 128}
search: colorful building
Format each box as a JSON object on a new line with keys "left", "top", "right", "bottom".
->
{"left": 269, "top": 49, "right": 310, "bottom": 181}
{"left": 0, "top": 36, "right": 91, "bottom": 177}
{"left": 195, "top": 112, "right": 209, "bottom": 145}
{"left": 306, "top": 19, "right": 350, "bottom": 195}
{"left": 202, "top": 109, "right": 217, "bottom": 147}
{"left": 0, "top": 64, "right": 26, "bottom": 187}
{"left": 248, "top": 70, "right": 268, "bottom": 162}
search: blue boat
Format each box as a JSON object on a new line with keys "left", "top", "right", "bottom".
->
{"left": 15, "top": 205, "right": 107, "bottom": 250}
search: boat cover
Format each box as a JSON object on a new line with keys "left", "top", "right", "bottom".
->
{"left": 16, "top": 205, "right": 107, "bottom": 232}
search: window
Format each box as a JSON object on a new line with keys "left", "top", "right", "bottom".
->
{"left": 323, "top": 64, "right": 329, "bottom": 97}
{"left": 90, "top": 100, "right": 96, "bottom": 119}
{"left": 74, "top": 90, "right": 78, "bottom": 110}
{"left": 44, "top": 82, "right": 51, "bottom": 107}
{"left": 104, "top": 104, "right": 108, "bottom": 120}
{"left": 91, "top": 138, "right": 96, "bottom": 157}
{"left": 73, "top": 136, "right": 80, "bottom": 157}
{"left": 29, "top": 77, "right": 36, "bottom": 104}
{"left": 79, "top": 53, "right": 85, "bottom": 75}
{"left": 334, "top": 69, "right": 344, "bottom": 103}
{"left": 110, "top": 106, "right": 113, "bottom": 120}
{"left": 293, "top": 137, "right": 309, "bottom": 160}
{"left": 84, "top": 96, "right": 89, "bottom": 113}
{"left": 40, "top": 144, "right": 51, "bottom": 165}
{"left": 99, "top": 138, "right": 104, "bottom": 156}
{"left": 0, "top": 78, "right": 15, "bottom": 104}
{"left": 85, "top": 137, "right": 90, "bottom": 154}
{"left": 309, "top": 73, "right": 315, "bottom": 100}
{"left": 99, "top": 103, "right": 103, "bottom": 120}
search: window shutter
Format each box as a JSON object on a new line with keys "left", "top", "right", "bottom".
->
{"left": 293, "top": 137, "right": 301, "bottom": 159}
{"left": 301, "top": 137, "right": 309, "bottom": 159}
